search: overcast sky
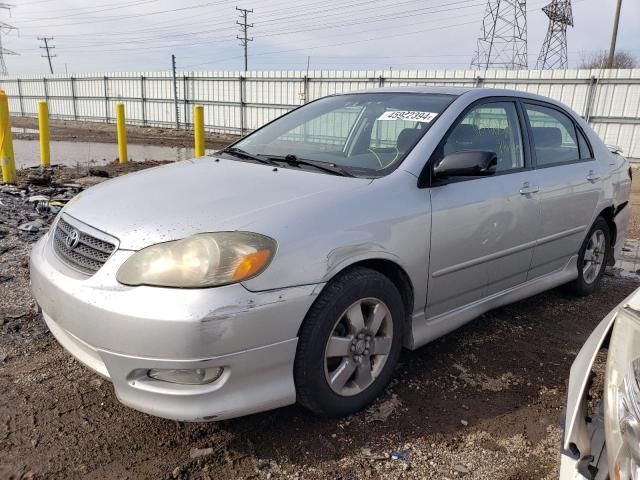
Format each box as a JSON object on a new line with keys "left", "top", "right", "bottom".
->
{"left": 2, "top": 0, "right": 638, "bottom": 75}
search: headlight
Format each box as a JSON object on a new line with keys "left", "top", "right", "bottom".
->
{"left": 604, "top": 308, "right": 640, "bottom": 480}
{"left": 116, "top": 232, "right": 276, "bottom": 288}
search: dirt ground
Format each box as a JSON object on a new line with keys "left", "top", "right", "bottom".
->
{"left": 11, "top": 116, "right": 236, "bottom": 150}
{"left": 1, "top": 159, "right": 640, "bottom": 480}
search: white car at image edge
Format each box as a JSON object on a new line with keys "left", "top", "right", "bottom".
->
{"left": 561, "top": 286, "right": 640, "bottom": 480}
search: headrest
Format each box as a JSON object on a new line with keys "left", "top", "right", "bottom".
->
{"left": 478, "top": 128, "right": 507, "bottom": 138}
{"left": 532, "top": 127, "right": 562, "bottom": 148}
{"left": 450, "top": 124, "right": 477, "bottom": 141}
{"left": 396, "top": 128, "right": 422, "bottom": 151}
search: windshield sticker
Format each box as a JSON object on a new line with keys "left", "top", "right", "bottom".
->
{"left": 377, "top": 110, "right": 439, "bottom": 123}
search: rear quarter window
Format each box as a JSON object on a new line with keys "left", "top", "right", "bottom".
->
{"left": 576, "top": 127, "right": 594, "bottom": 159}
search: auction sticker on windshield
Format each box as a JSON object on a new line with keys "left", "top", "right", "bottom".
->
{"left": 377, "top": 110, "right": 439, "bottom": 123}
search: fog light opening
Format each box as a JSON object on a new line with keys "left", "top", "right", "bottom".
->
{"left": 147, "top": 367, "right": 224, "bottom": 385}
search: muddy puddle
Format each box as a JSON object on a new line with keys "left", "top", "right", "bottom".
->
{"left": 11, "top": 139, "right": 206, "bottom": 169}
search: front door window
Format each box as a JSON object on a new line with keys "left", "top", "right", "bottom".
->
{"left": 442, "top": 102, "right": 525, "bottom": 173}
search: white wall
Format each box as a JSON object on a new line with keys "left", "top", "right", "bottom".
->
{"left": 1, "top": 68, "right": 638, "bottom": 159}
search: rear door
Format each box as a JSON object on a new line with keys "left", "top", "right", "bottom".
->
{"left": 426, "top": 99, "right": 540, "bottom": 318}
{"left": 522, "top": 101, "right": 601, "bottom": 279}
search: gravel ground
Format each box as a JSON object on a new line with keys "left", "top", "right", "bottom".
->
{"left": 1, "top": 161, "right": 639, "bottom": 480}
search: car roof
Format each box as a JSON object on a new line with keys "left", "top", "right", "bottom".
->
{"left": 338, "top": 86, "right": 571, "bottom": 110}
{"left": 342, "top": 86, "right": 473, "bottom": 96}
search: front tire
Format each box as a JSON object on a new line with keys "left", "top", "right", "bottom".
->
{"left": 566, "top": 217, "right": 611, "bottom": 296}
{"left": 294, "top": 267, "right": 404, "bottom": 417}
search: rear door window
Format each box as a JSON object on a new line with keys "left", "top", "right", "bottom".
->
{"left": 524, "top": 104, "right": 581, "bottom": 166}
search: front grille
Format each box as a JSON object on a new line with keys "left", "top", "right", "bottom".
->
{"left": 53, "top": 218, "right": 116, "bottom": 274}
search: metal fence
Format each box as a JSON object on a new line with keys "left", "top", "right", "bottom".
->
{"left": 0, "top": 68, "right": 638, "bottom": 159}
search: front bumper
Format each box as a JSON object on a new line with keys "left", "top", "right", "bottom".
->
{"left": 560, "top": 307, "right": 617, "bottom": 479}
{"left": 560, "top": 289, "right": 640, "bottom": 479}
{"left": 560, "top": 403, "right": 608, "bottom": 480}
{"left": 30, "top": 231, "right": 323, "bottom": 421}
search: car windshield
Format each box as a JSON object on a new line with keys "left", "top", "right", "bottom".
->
{"left": 231, "top": 93, "right": 455, "bottom": 176}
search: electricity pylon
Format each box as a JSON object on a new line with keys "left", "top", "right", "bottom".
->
{"left": 0, "top": 3, "right": 17, "bottom": 76}
{"left": 536, "top": 0, "right": 573, "bottom": 69}
{"left": 471, "top": 0, "right": 528, "bottom": 70}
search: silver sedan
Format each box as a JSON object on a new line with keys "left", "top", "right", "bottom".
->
{"left": 30, "top": 87, "right": 631, "bottom": 421}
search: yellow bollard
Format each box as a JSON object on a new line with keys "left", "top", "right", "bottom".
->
{"left": 116, "top": 103, "right": 128, "bottom": 164}
{"left": 194, "top": 105, "right": 205, "bottom": 157}
{"left": 38, "top": 101, "right": 50, "bottom": 168}
{"left": 0, "top": 90, "right": 16, "bottom": 184}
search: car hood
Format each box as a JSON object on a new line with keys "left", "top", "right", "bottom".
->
{"left": 64, "top": 156, "right": 371, "bottom": 250}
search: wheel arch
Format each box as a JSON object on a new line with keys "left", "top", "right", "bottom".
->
{"left": 596, "top": 205, "right": 617, "bottom": 264}
{"left": 299, "top": 258, "right": 415, "bottom": 337}
{"left": 351, "top": 259, "right": 415, "bottom": 324}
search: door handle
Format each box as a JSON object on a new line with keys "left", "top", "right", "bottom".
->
{"left": 586, "top": 170, "right": 600, "bottom": 183}
{"left": 519, "top": 182, "right": 539, "bottom": 195}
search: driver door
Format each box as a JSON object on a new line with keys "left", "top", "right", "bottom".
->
{"left": 426, "top": 99, "right": 541, "bottom": 318}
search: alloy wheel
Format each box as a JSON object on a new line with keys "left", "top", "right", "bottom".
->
{"left": 323, "top": 297, "right": 393, "bottom": 397}
{"left": 583, "top": 229, "right": 606, "bottom": 284}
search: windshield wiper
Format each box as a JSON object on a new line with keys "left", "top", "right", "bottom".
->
{"left": 219, "top": 147, "right": 277, "bottom": 166}
{"left": 269, "top": 154, "right": 355, "bottom": 177}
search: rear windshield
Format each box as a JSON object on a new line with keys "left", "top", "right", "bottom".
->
{"left": 234, "top": 93, "right": 454, "bottom": 175}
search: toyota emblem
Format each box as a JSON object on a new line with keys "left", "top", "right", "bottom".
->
{"left": 65, "top": 229, "right": 80, "bottom": 249}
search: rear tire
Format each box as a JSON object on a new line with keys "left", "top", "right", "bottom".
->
{"left": 566, "top": 217, "right": 610, "bottom": 296}
{"left": 294, "top": 267, "right": 404, "bottom": 417}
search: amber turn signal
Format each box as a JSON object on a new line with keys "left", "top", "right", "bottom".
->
{"left": 232, "top": 249, "right": 273, "bottom": 281}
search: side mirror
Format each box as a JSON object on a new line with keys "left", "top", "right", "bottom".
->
{"left": 433, "top": 151, "right": 498, "bottom": 178}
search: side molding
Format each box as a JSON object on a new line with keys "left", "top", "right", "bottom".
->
{"left": 409, "top": 256, "right": 579, "bottom": 350}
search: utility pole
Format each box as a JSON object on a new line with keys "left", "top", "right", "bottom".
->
{"left": 236, "top": 7, "right": 253, "bottom": 72}
{"left": 608, "top": 0, "right": 623, "bottom": 68}
{"left": 38, "top": 36, "right": 55, "bottom": 74}
{"left": 0, "top": 4, "right": 17, "bottom": 76}
{"left": 171, "top": 54, "right": 179, "bottom": 129}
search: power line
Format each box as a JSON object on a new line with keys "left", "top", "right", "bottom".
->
{"left": 9, "top": 0, "right": 590, "bottom": 72}
{"left": 256, "top": 0, "right": 486, "bottom": 39}
{"left": 236, "top": 6, "right": 253, "bottom": 71}
{"left": 11, "top": 0, "right": 488, "bottom": 47}
{"left": 536, "top": 0, "right": 573, "bottom": 69}
{"left": 16, "top": 0, "right": 163, "bottom": 22}
{"left": 183, "top": 17, "right": 482, "bottom": 69}
{"left": 190, "top": 0, "right": 566, "bottom": 70}
{"left": 16, "top": 1, "right": 235, "bottom": 29}
{"left": 23, "top": 0, "right": 386, "bottom": 37}
{"left": 17, "top": 0, "right": 488, "bottom": 52}
{"left": 38, "top": 36, "right": 55, "bottom": 74}
{"left": 19, "top": 4, "right": 487, "bottom": 57}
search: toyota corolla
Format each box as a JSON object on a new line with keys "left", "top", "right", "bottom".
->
{"left": 30, "top": 87, "right": 631, "bottom": 421}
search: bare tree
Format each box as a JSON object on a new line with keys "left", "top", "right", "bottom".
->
{"left": 579, "top": 50, "right": 638, "bottom": 69}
